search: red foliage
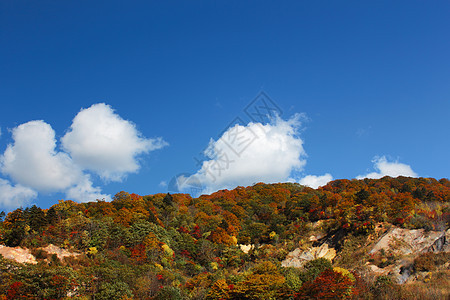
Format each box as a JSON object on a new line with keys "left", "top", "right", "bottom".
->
{"left": 7, "top": 282, "right": 27, "bottom": 299}
{"left": 191, "top": 224, "right": 201, "bottom": 239}
{"left": 177, "top": 226, "right": 190, "bottom": 234}
{"left": 130, "top": 193, "right": 142, "bottom": 201}
{"left": 130, "top": 244, "right": 147, "bottom": 262}
{"left": 294, "top": 269, "right": 354, "bottom": 299}
{"left": 180, "top": 249, "right": 192, "bottom": 259}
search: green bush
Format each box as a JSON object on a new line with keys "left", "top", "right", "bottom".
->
{"left": 95, "top": 281, "right": 133, "bottom": 300}
{"left": 155, "top": 286, "right": 183, "bottom": 300}
{"left": 299, "top": 258, "right": 332, "bottom": 283}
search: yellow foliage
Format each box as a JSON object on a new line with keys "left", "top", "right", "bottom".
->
{"left": 144, "top": 232, "right": 160, "bottom": 249}
{"left": 206, "top": 279, "right": 230, "bottom": 300}
{"left": 162, "top": 244, "right": 174, "bottom": 257}
{"left": 269, "top": 231, "right": 277, "bottom": 239}
{"left": 87, "top": 247, "right": 98, "bottom": 255}
{"left": 233, "top": 273, "right": 285, "bottom": 299}
{"left": 333, "top": 267, "right": 355, "bottom": 282}
{"left": 210, "top": 262, "right": 219, "bottom": 270}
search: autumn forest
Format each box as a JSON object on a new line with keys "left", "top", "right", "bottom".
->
{"left": 0, "top": 176, "right": 449, "bottom": 299}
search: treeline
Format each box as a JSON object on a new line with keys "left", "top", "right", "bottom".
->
{"left": 0, "top": 176, "right": 448, "bottom": 299}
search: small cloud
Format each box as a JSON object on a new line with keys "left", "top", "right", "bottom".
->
{"left": 62, "top": 103, "right": 168, "bottom": 181}
{"left": 0, "top": 178, "right": 37, "bottom": 208}
{"left": 356, "top": 126, "right": 372, "bottom": 138}
{"left": 299, "top": 173, "right": 333, "bottom": 189}
{"left": 357, "top": 156, "right": 418, "bottom": 179}
{"left": 65, "top": 175, "right": 111, "bottom": 202}
{"left": 172, "top": 174, "right": 204, "bottom": 196}
{"left": 159, "top": 181, "right": 167, "bottom": 187}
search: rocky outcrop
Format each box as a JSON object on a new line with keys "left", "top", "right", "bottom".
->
{"left": 0, "top": 244, "right": 80, "bottom": 265}
{"left": 369, "top": 228, "right": 448, "bottom": 255}
{"left": 0, "top": 245, "right": 37, "bottom": 264}
{"left": 41, "top": 244, "right": 81, "bottom": 261}
{"left": 239, "top": 244, "right": 254, "bottom": 254}
{"left": 428, "top": 229, "right": 450, "bottom": 252}
{"left": 281, "top": 243, "right": 336, "bottom": 268}
{"left": 367, "top": 227, "right": 449, "bottom": 284}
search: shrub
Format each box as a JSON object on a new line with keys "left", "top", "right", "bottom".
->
{"left": 370, "top": 275, "right": 402, "bottom": 299}
{"left": 299, "top": 258, "right": 332, "bottom": 283}
{"left": 95, "top": 281, "right": 133, "bottom": 300}
{"left": 31, "top": 248, "right": 48, "bottom": 260}
{"left": 155, "top": 286, "right": 182, "bottom": 300}
{"left": 414, "top": 252, "right": 450, "bottom": 272}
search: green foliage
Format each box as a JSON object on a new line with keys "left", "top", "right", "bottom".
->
{"left": 283, "top": 267, "right": 303, "bottom": 292}
{"left": 370, "top": 275, "right": 402, "bottom": 299}
{"left": 24, "top": 205, "right": 47, "bottom": 232}
{"left": 155, "top": 285, "right": 182, "bottom": 300}
{"left": 299, "top": 258, "right": 333, "bottom": 283}
{"left": 95, "top": 281, "right": 133, "bottom": 300}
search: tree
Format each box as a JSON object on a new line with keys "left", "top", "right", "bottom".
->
{"left": 232, "top": 261, "right": 289, "bottom": 299}
{"left": 206, "top": 279, "right": 230, "bottom": 300}
{"left": 25, "top": 205, "right": 47, "bottom": 232}
{"left": 46, "top": 206, "right": 58, "bottom": 225}
{"left": 3, "top": 208, "right": 26, "bottom": 247}
{"left": 95, "top": 281, "right": 133, "bottom": 300}
{"left": 295, "top": 269, "right": 355, "bottom": 299}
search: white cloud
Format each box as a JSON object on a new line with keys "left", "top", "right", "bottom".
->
{"left": 0, "top": 103, "right": 167, "bottom": 207}
{"left": 65, "top": 175, "right": 111, "bottom": 202}
{"left": 0, "top": 178, "right": 37, "bottom": 208}
{"left": 1, "top": 121, "right": 82, "bottom": 192}
{"left": 299, "top": 173, "right": 333, "bottom": 189}
{"left": 184, "top": 115, "right": 306, "bottom": 194}
{"left": 0, "top": 120, "right": 110, "bottom": 204}
{"left": 62, "top": 103, "right": 167, "bottom": 181}
{"left": 357, "top": 156, "right": 418, "bottom": 179}
{"left": 159, "top": 181, "right": 167, "bottom": 188}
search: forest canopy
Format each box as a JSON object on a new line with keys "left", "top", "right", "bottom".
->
{"left": 0, "top": 176, "right": 448, "bottom": 299}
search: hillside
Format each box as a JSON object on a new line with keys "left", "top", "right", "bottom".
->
{"left": 0, "top": 176, "right": 449, "bottom": 299}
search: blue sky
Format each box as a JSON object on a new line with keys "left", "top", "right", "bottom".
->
{"left": 0, "top": 1, "right": 449, "bottom": 210}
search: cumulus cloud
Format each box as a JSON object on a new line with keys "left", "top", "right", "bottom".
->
{"left": 357, "top": 156, "right": 418, "bottom": 179}
{"left": 0, "top": 178, "right": 37, "bottom": 208}
{"left": 183, "top": 115, "right": 306, "bottom": 194}
{"left": 0, "top": 103, "right": 167, "bottom": 207}
{"left": 0, "top": 120, "right": 108, "bottom": 203}
{"left": 62, "top": 103, "right": 167, "bottom": 181}
{"left": 299, "top": 173, "right": 333, "bottom": 189}
{"left": 1, "top": 121, "right": 82, "bottom": 192}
